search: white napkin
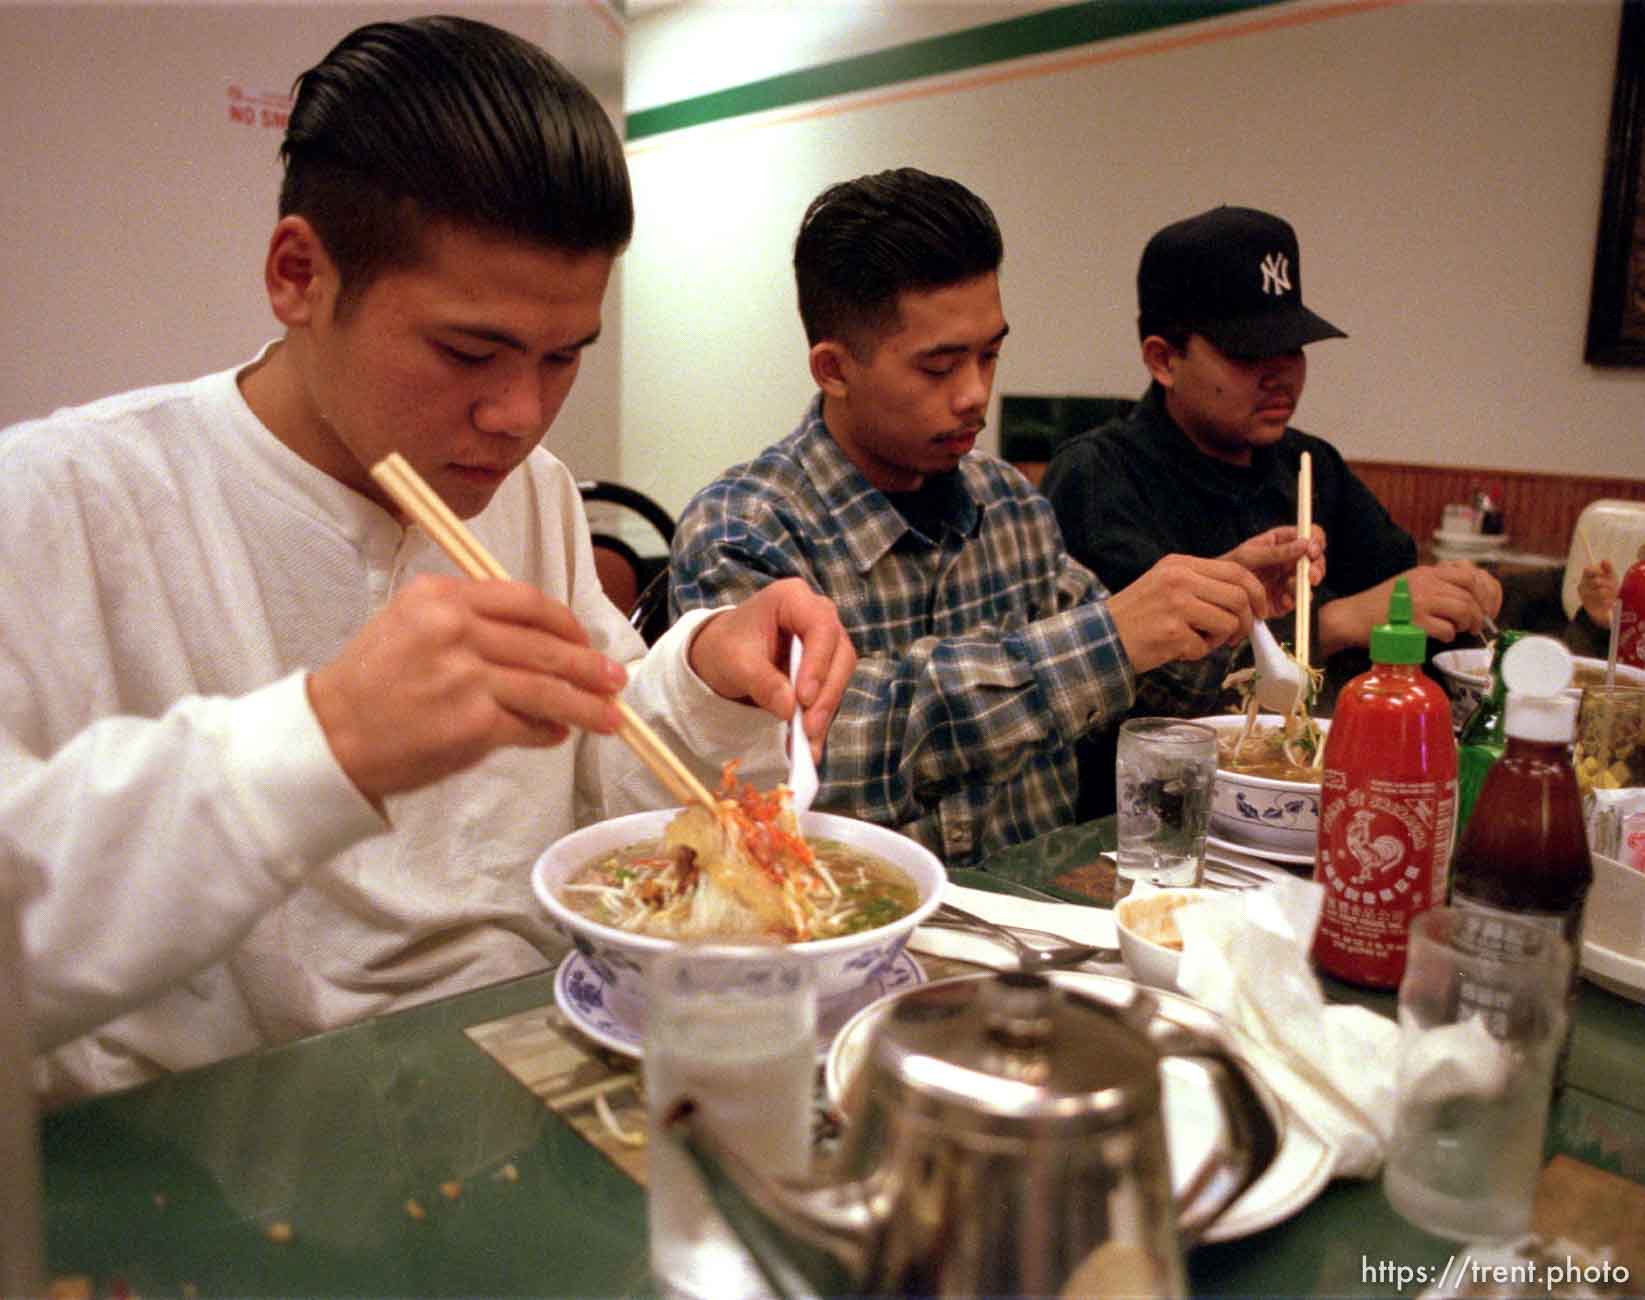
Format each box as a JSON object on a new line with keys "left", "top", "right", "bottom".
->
{"left": 910, "top": 882, "right": 1122, "bottom": 971}
{"left": 1172, "top": 874, "right": 1399, "bottom": 1179}
{"left": 1398, "top": 1014, "right": 1509, "bottom": 1107}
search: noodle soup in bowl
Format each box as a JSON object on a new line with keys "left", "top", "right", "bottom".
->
{"left": 1433, "top": 649, "right": 1645, "bottom": 729}
{"left": 531, "top": 808, "right": 944, "bottom": 1017}
{"left": 1199, "top": 714, "right": 1329, "bottom": 857}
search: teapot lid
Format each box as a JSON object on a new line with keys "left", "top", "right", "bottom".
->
{"left": 859, "top": 972, "right": 1163, "bottom": 1137}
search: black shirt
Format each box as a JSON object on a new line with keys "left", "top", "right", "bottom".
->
{"left": 1040, "top": 383, "right": 1419, "bottom": 815}
{"left": 1043, "top": 382, "right": 1418, "bottom": 696}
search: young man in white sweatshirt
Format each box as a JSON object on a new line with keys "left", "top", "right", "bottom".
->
{"left": 4, "top": 16, "right": 852, "bottom": 1102}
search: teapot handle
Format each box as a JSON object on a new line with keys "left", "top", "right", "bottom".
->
{"left": 1149, "top": 1026, "right": 1282, "bottom": 1245}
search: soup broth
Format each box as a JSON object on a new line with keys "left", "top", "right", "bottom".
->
{"left": 561, "top": 836, "right": 918, "bottom": 942}
{"left": 1217, "top": 721, "right": 1324, "bottom": 783}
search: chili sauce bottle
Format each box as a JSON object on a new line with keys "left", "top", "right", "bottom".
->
{"left": 1618, "top": 544, "right": 1645, "bottom": 671}
{"left": 1455, "top": 628, "right": 1525, "bottom": 841}
{"left": 1313, "top": 580, "right": 1458, "bottom": 989}
{"left": 1450, "top": 635, "right": 1591, "bottom": 1081}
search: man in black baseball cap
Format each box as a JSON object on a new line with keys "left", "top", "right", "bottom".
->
{"left": 1137, "top": 205, "right": 1347, "bottom": 358}
{"left": 1041, "top": 204, "right": 1499, "bottom": 812}
{"left": 1126, "top": 205, "right": 1352, "bottom": 465}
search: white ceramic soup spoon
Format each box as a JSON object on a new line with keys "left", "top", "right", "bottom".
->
{"left": 788, "top": 639, "right": 819, "bottom": 813}
{"left": 1250, "top": 620, "right": 1306, "bottom": 716}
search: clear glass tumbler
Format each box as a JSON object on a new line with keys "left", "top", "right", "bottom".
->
{"left": 1115, "top": 717, "right": 1217, "bottom": 895}
{"left": 1382, "top": 906, "right": 1571, "bottom": 1241}
{"left": 645, "top": 947, "right": 817, "bottom": 1300}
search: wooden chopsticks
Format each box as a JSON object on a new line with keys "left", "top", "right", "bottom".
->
{"left": 1294, "top": 451, "right": 1313, "bottom": 671}
{"left": 368, "top": 452, "right": 721, "bottom": 816}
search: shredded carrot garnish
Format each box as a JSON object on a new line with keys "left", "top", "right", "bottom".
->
{"left": 718, "top": 762, "right": 818, "bottom": 883}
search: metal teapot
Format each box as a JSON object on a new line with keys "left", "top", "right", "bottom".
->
{"left": 666, "top": 970, "right": 1279, "bottom": 1299}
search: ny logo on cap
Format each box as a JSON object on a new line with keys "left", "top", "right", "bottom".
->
{"left": 1260, "top": 251, "right": 1292, "bottom": 296}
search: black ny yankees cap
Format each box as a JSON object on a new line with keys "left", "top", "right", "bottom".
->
{"left": 1137, "top": 205, "right": 1347, "bottom": 356}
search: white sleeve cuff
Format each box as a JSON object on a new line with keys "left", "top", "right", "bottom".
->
{"left": 639, "top": 608, "right": 787, "bottom": 779}
{"left": 219, "top": 672, "right": 386, "bottom": 884}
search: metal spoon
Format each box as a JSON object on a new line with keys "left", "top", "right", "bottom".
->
{"left": 930, "top": 901, "right": 1119, "bottom": 970}
{"left": 1250, "top": 620, "right": 1305, "bottom": 715}
{"left": 787, "top": 639, "right": 818, "bottom": 813}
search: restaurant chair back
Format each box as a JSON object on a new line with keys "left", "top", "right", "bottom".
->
{"left": 578, "top": 481, "right": 676, "bottom": 634}
{"left": 628, "top": 568, "right": 672, "bottom": 647}
{"left": 1563, "top": 498, "right": 1645, "bottom": 619}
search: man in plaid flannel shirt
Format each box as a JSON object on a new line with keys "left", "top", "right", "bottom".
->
{"left": 671, "top": 169, "right": 1319, "bottom": 867}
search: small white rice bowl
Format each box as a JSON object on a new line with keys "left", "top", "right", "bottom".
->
{"left": 1199, "top": 714, "right": 1326, "bottom": 857}
{"left": 1114, "top": 887, "right": 1216, "bottom": 990}
{"left": 531, "top": 808, "right": 944, "bottom": 1011}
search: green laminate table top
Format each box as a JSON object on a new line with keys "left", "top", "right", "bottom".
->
{"left": 41, "top": 970, "right": 652, "bottom": 1298}
{"left": 37, "top": 818, "right": 1645, "bottom": 1298}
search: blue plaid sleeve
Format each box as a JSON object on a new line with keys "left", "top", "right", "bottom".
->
{"left": 672, "top": 447, "right": 1138, "bottom": 849}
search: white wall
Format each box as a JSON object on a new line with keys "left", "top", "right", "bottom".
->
{"left": 0, "top": 1, "right": 628, "bottom": 481}
{"left": 625, "top": 0, "right": 1059, "bottom": 110}
{"left": 6, "top": 1, "right": 1638, "bottom": 516}
{"left": 620, "top": 0, "right": 1644, "bottom": 525}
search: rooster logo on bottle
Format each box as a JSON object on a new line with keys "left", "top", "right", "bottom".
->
{"left": 1344, "top": 809, "right": 1404, "bottom": 884}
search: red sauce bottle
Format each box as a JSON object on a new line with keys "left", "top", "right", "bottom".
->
{"left": 1313, "top": 580, "right": 1458, "bottom": 989}
{"left": 1617, "top": 544, "right": 1645, "bottom": 671}
{"left": 1450, "top": 636, "right": 1590, "bottom": 1080}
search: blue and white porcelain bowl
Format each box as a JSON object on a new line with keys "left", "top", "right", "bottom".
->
{"left": 531, "top": 807, "right": 944, "bottom": 1009}
{"left": 1200, "top": 714, "right": 1328, "bottom": 857}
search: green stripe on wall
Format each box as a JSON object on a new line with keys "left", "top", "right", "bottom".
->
{"left": 626, "top": 0, "right": 1287, "bottom": 141}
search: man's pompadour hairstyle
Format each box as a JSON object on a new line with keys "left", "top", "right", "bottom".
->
{"left": 279, "top": 15, "right": 634, "bottom": 307}
{"left": 793, "top": 167, "right": 1002, "bottom": 353}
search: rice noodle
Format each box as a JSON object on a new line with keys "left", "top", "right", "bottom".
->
{"left": 565, "top": 764, "right": 914, "bottom": 942}
{"left": 1220, "top": 642, "right": 1325, "bottom": 780}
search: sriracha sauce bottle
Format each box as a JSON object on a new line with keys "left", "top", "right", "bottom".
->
{"left": 1313, "top": 580, "right": 1458, "bottom": 989}
{"left": 1618, "top": 544, "right": 1645, "bottom": 671}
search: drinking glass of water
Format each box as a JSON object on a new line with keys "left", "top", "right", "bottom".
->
{"left": 1383, "top": 906, "right": 1571, "bottom": 1242}
{"left": 1115, "top": 718, "right": 1216, "bottom": 897}
{"left": 645, "top": 947, "right": 817, "bottom": 1300}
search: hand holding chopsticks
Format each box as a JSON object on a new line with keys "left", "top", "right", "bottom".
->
{"left": 369, "top": 453, "right": 721, "bottom": 816}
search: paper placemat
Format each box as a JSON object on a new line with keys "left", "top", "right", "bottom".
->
{"left": 465, "top": 999, "right": 653, "bottom": 1182}
{"left": 1050, "top": 855, "right": 1116, "bottom": 902}
{"left": 1532, "top": 1154, "right": 1645, "bottom": 1279}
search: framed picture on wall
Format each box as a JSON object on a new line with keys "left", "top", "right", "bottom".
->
{"left": 1585, "top": 0, "right": 1645, "bottom": 365}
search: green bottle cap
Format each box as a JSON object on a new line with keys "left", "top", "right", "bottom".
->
{"left": 1369, "top": 578, "right": 1428, "bottom": 664}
